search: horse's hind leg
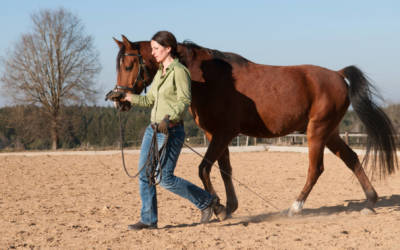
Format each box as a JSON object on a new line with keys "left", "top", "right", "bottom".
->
{"left": 218, "top": 147, "right": 238, "bottom": 216}
{"left": 326, "top": 132, "right": 378, "bottom": 208}
{"left": 288, "top": 121, "right": 327, "bottom": 216}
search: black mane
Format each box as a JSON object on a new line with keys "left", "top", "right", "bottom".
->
{"left": 181, "top": 40, "right": 249, "bottom": 66}
{"left": 117, "top": 40, "right": 250, "bottom": 71}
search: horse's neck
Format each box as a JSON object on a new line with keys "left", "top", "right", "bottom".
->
{"left": 138, "top": 42, "right": 159, "bottom": 77}
{"left": 140, "top": 43, "right": 213, "bottom": 79}
{"left": 179, "top": 46, "right": 214, "bottom": 71}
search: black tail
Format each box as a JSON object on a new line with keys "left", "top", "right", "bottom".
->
{"left": 341, "top": 65, "right": 398, "bottom": 178}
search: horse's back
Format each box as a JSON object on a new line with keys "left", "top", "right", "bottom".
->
{"left": 232, "top": 63, "right": 350, "bottom": 136}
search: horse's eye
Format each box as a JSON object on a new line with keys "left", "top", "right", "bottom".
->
{"left": 125, "top": 64, "right": 133, "bottom": 71}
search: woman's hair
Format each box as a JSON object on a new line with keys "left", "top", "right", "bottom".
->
{"left": 151, "top": 31, "right": 178, "bottom": 58}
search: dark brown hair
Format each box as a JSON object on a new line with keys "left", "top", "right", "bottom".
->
{"left": 151, "top": 31, "right": 178, "bottom": 58}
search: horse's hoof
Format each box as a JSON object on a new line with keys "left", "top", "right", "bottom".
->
{"left": 214, "top": 204, "right": 227, "bottom": 221}
{"left": 361, "top": 207, "right": 376, "bottom": 215}
{"left": 288, "top": 209, "right": 301, "bottom": 217}
{"left": 288, "top": 200, "right": 304, "bottom": 217}
{"left": 280, "top": 209, "right": 289, "bottom": 216}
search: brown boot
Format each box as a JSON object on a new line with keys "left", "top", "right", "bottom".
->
{"left": 200, "top": 197, "right": 218, "bottom": 223}
{"left": 128, "top": 222, "right": 157, "bottom": 230}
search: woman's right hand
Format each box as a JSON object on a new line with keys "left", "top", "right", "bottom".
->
{"left": 120, "top": 93, "right": 132, "bottom": 103}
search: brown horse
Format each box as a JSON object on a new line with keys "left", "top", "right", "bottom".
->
{"left": 112, "top": 35, "right": 398, "bottom": 218}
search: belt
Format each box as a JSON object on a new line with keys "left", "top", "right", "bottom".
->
{"left": 168, "top": 120, "right": 183, "bottom": 128}
{"left": 151, "top": 120, "right": 183, "bottom": 130}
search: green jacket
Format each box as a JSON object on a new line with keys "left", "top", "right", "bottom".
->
{"left": 129, "top": 59, "right": 191, "bottom": 123}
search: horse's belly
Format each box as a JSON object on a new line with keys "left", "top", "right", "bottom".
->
{"left": 239, "top": 106, "right": 309, "bottom": 138}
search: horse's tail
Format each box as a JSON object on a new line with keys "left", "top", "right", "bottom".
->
{"left": 339, "top": 65, "right": 398, "bottom": 178}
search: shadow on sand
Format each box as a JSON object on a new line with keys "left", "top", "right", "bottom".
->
{"left": 159, "top": 219, "right": 221, "bottom": 230}
{"left": 159, "top": 195, "right": 400, "bottom": 229}
{"left": 222, "top": 194, "right": 400, "bottom": 227}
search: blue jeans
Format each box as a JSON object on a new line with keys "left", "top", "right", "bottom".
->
{"left": 138, "top": 124, "right": 214, "bottom": 225}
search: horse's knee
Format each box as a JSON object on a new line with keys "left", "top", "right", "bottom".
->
{"left": 198, "top": 164, "right": 209, "bottom": 180}
{"left": 198, "top": 167, "right": 203, "bottom": 179}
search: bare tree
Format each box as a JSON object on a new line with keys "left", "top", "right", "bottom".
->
{"left": 1, "top": 8, "right": 101, "bottom": 149}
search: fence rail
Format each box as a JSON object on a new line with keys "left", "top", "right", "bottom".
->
{"left": 123, "top": 133, "right": 384, "bottom": 148}
{"left": 195, "top": 133, "right": 371, "bottom": 147}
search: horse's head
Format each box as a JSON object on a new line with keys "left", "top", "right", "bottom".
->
{"left": 111, "top": 35, "right": 151, "bottom": 111}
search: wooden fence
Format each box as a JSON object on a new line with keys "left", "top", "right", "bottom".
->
{"left": 184, "top": 133, "right": 371, "bottom": 147}
{"left": 126, "top": 133, "right": 400, "bottom": 148}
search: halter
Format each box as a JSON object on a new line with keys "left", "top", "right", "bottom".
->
{"left": 116, "top": 52, "right": 151, "bottom": 93}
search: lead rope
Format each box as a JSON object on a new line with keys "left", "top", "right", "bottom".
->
{"left": 118, "top": 109, "right": 168, "bottom": 184}
{"left": 144, "top": 126, "right": 168, "bottom": 186}
{"left": 175, "top": 137, "right": 280, "bottom": 210}
{"left": 118, "top": 110, "right": 278, "bottom": 209}
{"left": 118, "top": 109, "right": 137, "bottom": 178}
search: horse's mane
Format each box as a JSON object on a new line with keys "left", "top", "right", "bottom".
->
{"left": 181, "top": 40, "right": 249, "bottom": 66}
{"left": 116, "top": 40, "right": 249, "bottom": 71}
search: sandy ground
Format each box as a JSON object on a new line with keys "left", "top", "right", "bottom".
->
{"left": 1, "top": 150, "right": 400, "bottom": 249}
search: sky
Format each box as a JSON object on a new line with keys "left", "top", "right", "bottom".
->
{"left": 0, "top": 0, "right": 399, "bottom": 107}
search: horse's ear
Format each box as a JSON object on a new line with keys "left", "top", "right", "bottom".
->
{"left": 121, "top": 35, "right": 132, "bottom": 49}
{"left": 113, "top": 37, "right": 123, "bottom": 49}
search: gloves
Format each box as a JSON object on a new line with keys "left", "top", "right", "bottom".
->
{"left": 115, "top": 101, "right": 131, "bottom": 111}
{"left": 105, "top": 90, "right": 126, "bottom": 101}
{"left": 157, "top": 115, "right": 170, "bottom": 135}
{"left": 105, "top": 90, "right": 131, "bottom": 111}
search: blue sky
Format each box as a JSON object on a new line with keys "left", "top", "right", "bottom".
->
{"left": 1, "top": 0, "right": 399, "bottom": 106}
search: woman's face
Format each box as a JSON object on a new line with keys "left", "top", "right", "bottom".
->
{"left": 150, "top": 40, "right": 171, "bottom": 64}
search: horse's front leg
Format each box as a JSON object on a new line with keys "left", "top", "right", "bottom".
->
{"left": 199, "top": 133, "right": 233, "bottom": 220}
{"left": 218, "top": 147, "right": 238, "bottom": 216}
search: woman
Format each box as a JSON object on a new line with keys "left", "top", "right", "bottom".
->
{"left": 121, "top": 31, "right": 217, "bottom": 230}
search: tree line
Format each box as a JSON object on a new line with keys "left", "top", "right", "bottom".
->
{"left": 1, "top": 104, "right": 399, "bottom": 151}
{"left": 0, "top": 105, "right": 203, "bottom": 150}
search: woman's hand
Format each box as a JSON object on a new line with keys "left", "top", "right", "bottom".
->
{"left": 108, "top": 92, "right": 131, "bottom": 111}
{"left": 157, "top": 115, "right": 170, "bottom": 135}
{"left": 105, "top": 90, "right": 125, "bottom": 101}
{"left": 120, "top": 93, "right": 133, "bottom": 103}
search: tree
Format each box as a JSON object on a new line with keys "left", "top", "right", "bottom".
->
{"left": 1, "top": 8, "right": 101, "bottom": 149}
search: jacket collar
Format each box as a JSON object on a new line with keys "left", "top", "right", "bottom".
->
{"left": 159, "top": 58, "right": 179, "bottom": 72}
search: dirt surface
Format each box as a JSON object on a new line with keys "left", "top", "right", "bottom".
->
{"left": 1, "top": 151, "right": 400, "bottom": 249}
